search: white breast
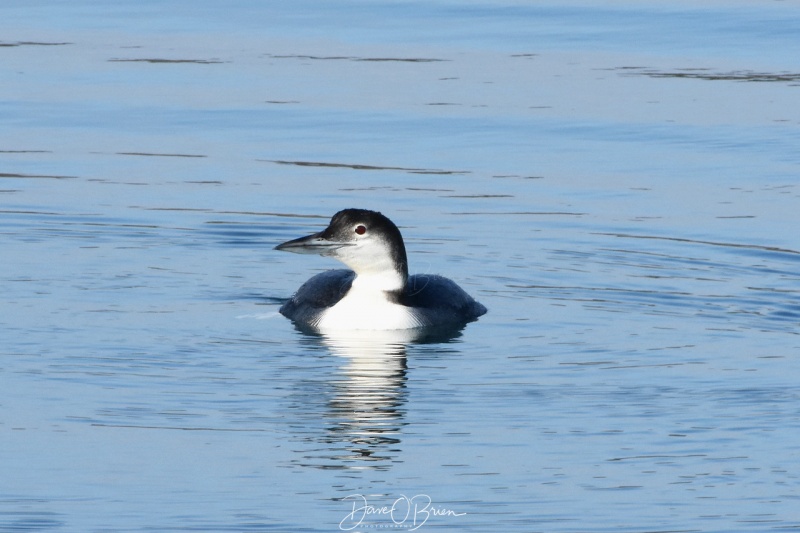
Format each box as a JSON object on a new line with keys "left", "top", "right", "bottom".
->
{"left": 315, "top": 285, "right": 422, "bottom": 331}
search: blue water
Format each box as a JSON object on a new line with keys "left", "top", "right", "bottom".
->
{"left": 2, "top": 1, "right": 800, "bottom": 532}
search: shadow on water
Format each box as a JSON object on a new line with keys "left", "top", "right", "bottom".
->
{"left": 264, "top": 54, "right": 447, "bottom": 63}
{"left": 0, "top": 41, "right": 71, "bottom": 47}
{"left": 0, "top": 498, "right": 65, "bottom": 533}
{"left": 613, "top": 66, "right": 800, "bottom": 84}
{"left": 262, "top": 159, "right": 470, "bottom": 175}
{"left": 0, "top": 510, "right": 65, "bottom": 533}
{"left": 285, "top": 326, "right": 466, "bottom": 472}
{"left": 529, "top": 232, "right": 800, "bottom": 333}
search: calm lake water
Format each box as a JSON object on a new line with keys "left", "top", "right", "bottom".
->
{"left": 2, "top": 1, "right": 800, "bottom": 532}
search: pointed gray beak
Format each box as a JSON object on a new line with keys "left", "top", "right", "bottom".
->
{"left": 275, "top": 231, "right": 354, "bottom": 256}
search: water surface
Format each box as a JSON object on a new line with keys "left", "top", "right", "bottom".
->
{"left": 2, "top": 1, "right": 800, "bottom": 532}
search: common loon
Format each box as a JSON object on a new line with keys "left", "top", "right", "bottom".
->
{"left": 275, "top": 208, "right": 487, "bottom": 331}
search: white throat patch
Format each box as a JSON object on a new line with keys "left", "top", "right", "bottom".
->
{"left": 315, "top": 274, "right": 421, "bottom": 330}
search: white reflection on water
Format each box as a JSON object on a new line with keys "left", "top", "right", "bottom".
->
{"left": 285, "top": 326, "right": 468, "bottom": 471}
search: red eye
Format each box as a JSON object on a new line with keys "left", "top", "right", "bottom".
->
{"left": 355, "top": 225, "right": 366, "bottom": 235}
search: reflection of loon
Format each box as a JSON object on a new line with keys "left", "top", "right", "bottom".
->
{"left": 287, "top": 329, "right": 466, "bottom": 471}
{"left": 275, "top": 208, "right": 487, "bottom": 330}
{"left": 322, "top": 330, "right": 410, "bottom": 466}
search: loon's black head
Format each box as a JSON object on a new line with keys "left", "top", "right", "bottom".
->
{"left": 275, "top": 209, "right": 409, "bottom": 290}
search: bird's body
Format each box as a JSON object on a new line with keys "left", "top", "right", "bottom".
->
{"left": 275, "top": 209, "right": 486, "bottom": 331}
